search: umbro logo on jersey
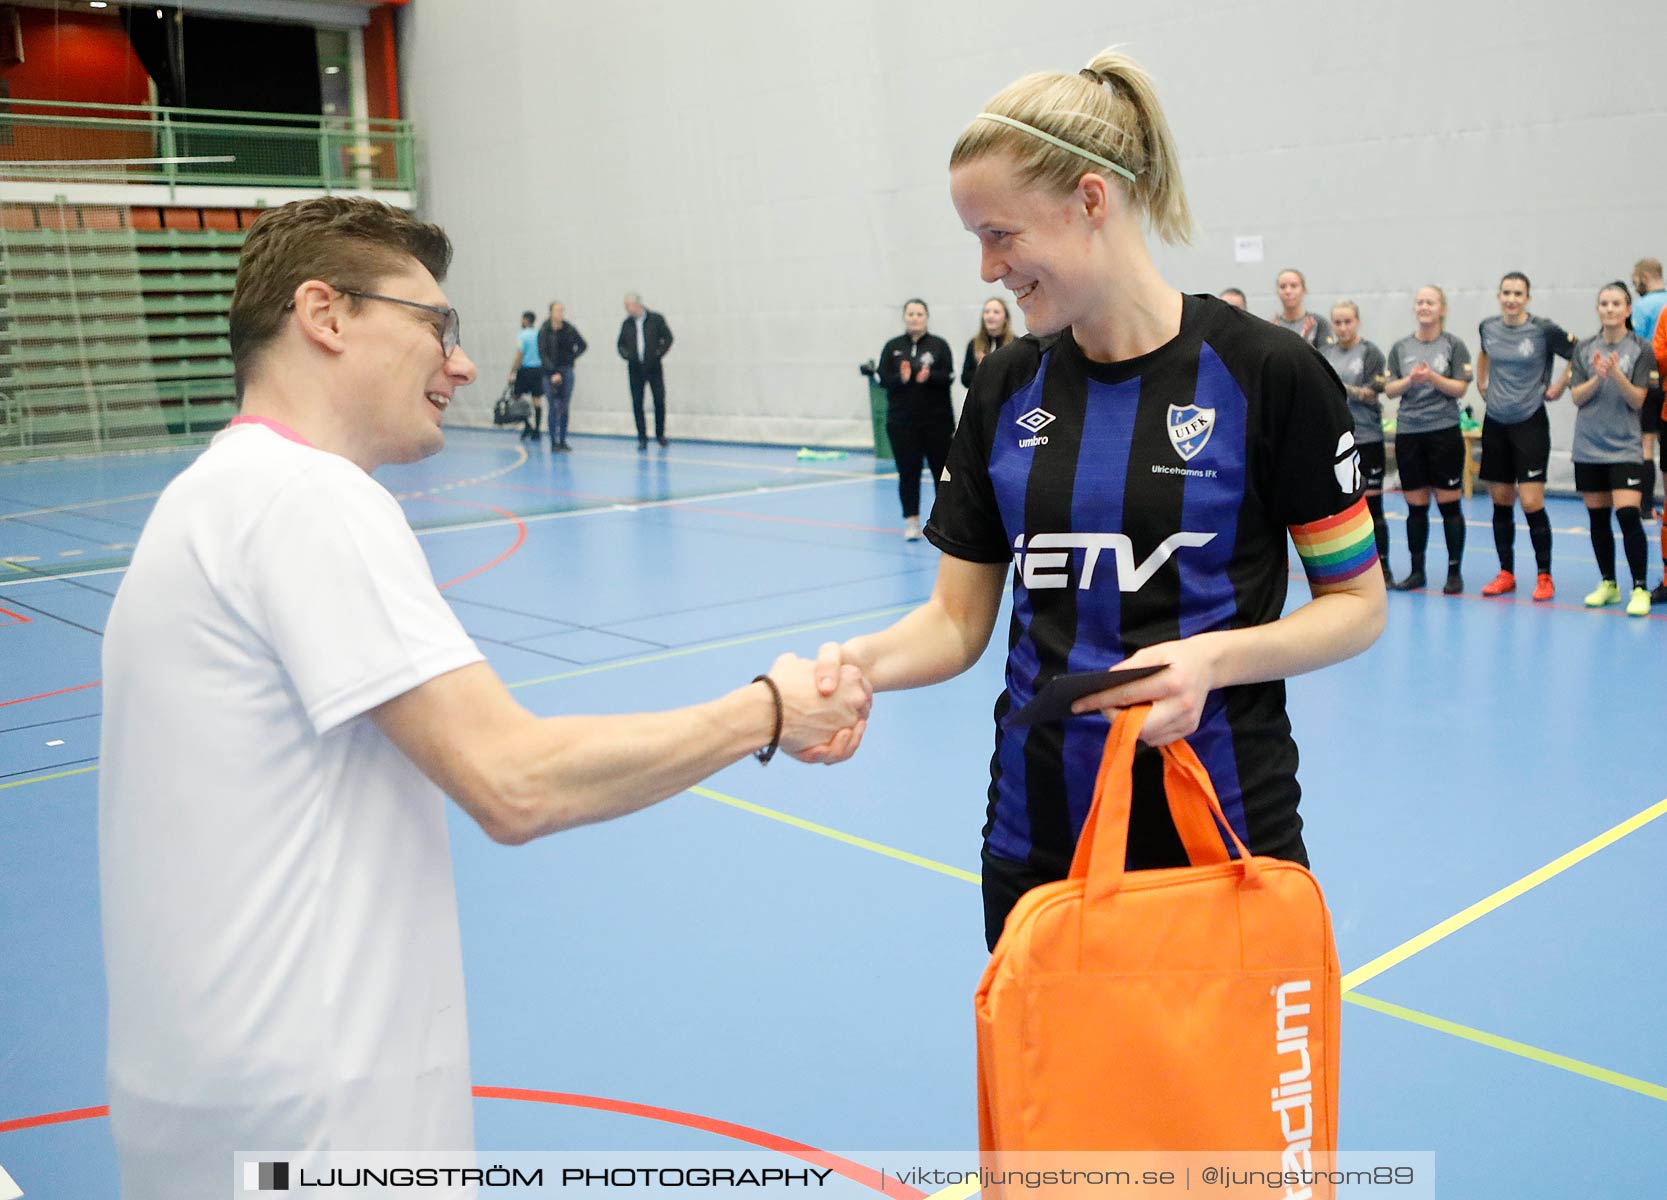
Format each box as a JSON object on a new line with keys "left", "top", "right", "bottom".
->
{"left": 1015, "top": 407, "right": 1055, "bottom": 433}
{"left": 1167, "top": 404, "right": 1216, "bottom": 461}
{"left": 1015, "top": 406, "right": 1055, "bottom": 447}
{"left": 1012, "top": 530, "right": 1218, "bottom": 592}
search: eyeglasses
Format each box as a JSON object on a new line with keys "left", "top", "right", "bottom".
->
{"left": 287, "top": 287, "right": 462, "bottom": 357}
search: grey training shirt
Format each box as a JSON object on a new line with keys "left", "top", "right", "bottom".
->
{"left": 1322, "top": 339, "right": 1388, "bottom": 445}
{"left": 1274, "top": 312, "right": 1332, "bottom": 349}
{"left": 1478, "top": 314, "right": 1576, "bottom": 425}
{"left": 1569, "top": 331, "right": 1658, "bottom": 463}
{"left": 1388, "top": 332, "right": 1471, "bottom": 434}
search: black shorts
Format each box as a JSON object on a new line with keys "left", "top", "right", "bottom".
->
{"left": 1644, "top": 385, "right": 1663, "bottom": 437}
{"left": 1395, "top": 426, "right": 1465, "bottom": 492}
{"left": 1357, "top": 441, "right": 1386, "bottom": 491}
{"left": 513, "top": 366, "right": 545, "bottom": 398}
{"left": 1573, "top": 461, "right": 1648, "bottom": 494}
{"left": 1479, "top": 408, "right": 1551, "bottom": 485}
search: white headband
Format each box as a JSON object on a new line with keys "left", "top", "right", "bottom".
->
{"left": 974, "top": 113, "right": 1138, "bottom": 184}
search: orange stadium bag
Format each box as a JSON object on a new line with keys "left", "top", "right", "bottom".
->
{"left": 975, "top": 704, "right": 1340, "bottom": 1163}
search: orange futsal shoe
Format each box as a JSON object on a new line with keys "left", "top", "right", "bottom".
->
{"left": 1532, "top": 573, "right": 1555, "bottom": 602}
{"left": 1480, "top": 570, "right": 1516, "bottom": 597}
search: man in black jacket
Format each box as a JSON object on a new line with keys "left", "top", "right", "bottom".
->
{"left": 537, "top": 301, "right": 587, "bottom": 452}
{"left": 617, "top": 292, "right": 674, "bottom": 449}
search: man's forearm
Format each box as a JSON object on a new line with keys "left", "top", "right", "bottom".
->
{"left": 498, "top": 687, "right": 776, "bottom": 840}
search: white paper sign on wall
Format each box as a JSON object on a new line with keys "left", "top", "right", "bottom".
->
{"left": 1234, "top": 235, "right": 1264, "bottom": 264}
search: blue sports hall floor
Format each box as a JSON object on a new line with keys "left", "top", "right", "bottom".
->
{"left": 1, "top": 427, "right": 1663, "bottom": 1197}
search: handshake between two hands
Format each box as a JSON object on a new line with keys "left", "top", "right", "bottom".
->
{"left": 760, "top": 642, "right": 873, "bottom": 767}
{"left": 759, "top": 635, "right": 1221, "bottom": 766}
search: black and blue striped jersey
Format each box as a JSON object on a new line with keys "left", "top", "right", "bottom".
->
{"left": 924, "top": 293, "right": 1374, "bottom": 880}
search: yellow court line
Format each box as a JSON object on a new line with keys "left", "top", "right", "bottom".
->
{"left": 1342, "top": 796, "right": 1667, "bottom": 992}
{"left": 682, "top": 780, "right": 1667, "bottom": 1103}
{"left": 1345, "top": 992, "right": 1667, "bottom": 1103}
{"left": 922, "top": 1172, "right": 983, "bottom": 1200}
{"left": 0, "top": 764, "right": 99, "bottom": 792}
{"left": 689, "top": 786, "right": 981, "bottom": 885}
{"left": 506, "top": 604, "right": 917, "bottom": 691}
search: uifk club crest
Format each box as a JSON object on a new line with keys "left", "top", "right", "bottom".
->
{"left": 1167, "top": 404, "right": 1216, "bottom": 461}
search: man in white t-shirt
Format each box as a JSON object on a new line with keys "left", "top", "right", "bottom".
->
{"left": 98, "top": 197, "right": 871, "bottom": 1198}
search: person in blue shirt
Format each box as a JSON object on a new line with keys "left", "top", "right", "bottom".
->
{"left": 802, "top": 45, "right": 1384, "bottom": 948}
{"left": 508, "top": 310, "right": 543, "bottom": 441}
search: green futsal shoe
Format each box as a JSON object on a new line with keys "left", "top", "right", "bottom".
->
{"left": 1584, "top": 580, "right": 1621, "bottom": 608}
{"left": 1627, "top": 586, "right": 1652, "bottom": 617}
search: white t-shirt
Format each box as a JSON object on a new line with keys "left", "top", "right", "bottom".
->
{"left": 99, "top": 423, "right": 486, "bottom": 1198}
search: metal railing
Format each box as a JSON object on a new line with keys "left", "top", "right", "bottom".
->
{"left": 0, "top": 198, "right": 246, "bottom": 462}
{"left": 0, "top": 98, "right": 414, "bottom": 192}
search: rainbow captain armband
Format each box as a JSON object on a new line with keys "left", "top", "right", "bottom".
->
{"left": 1290, "top": 498, "right": 1379, "bottom": 585}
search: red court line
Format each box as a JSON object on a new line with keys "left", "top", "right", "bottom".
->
{"left": 410, "top": 498, "right": 528, "bottom": 591}
{"left": 475, "top": 1087, "right": 922, "bottom": 1198}
{"left": 0, "top": 1093, "right": 924, "bottom": 1198}
{"left": 0, "top": 604, "right": 30, "bottom": 625}
{"left": 0, "top": 680, "right": 101, "bottom": 709}
{"left": 0, "top": 1104, "right": 108, "bottom": 1134}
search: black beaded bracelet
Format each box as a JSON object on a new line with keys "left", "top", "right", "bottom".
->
{"left": 752, "top": 675, "right": 783, "bottom": 765}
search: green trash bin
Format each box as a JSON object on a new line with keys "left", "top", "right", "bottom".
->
{"left": 869, "top": 378, "right": 893, "bottom": 461}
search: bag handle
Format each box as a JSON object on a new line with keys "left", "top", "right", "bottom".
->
{"left": 1068, "top": 706, "right": 1260, "bottom": 911}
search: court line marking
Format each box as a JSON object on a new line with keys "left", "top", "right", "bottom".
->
{"left": 0, "top": 491, "right": 163, "bottom": 521}
{"left": 0, "top": 1093, "right": 926, "bottom": 1199}
{"left": 391, "top": 443, "right": 530, "bottom": 501}
{"left": 504, "top": 604, "right": 918, "bottom": 691}
{"left": 557, "top": 444, "right": 880, "bottom": 479}
{"left": 0, "top": 600, "right": 924, "bottom": 713}
{"left": 5, "top": 743, "right": 1659, "bottom": 1106}
{"left": 1344, "top": 992, "right": 1667, "bottom": 1103}
{"left": 0, "top": 764, "right": 98, "bottom": 791}
{"left": 1340, "top": 795, "right": 1667, "bottom": 992}
{"left": 0, "top": 475, "right": 891, "bottom": 590}
{"left": 472, "top": 1088, "right": 921, "bottom": 1198}
{"left": 921, "top": 1174, "right": 981, "bottom": 1200}
{"left": 690, "top": 785, "right": 982, "bottom": 884}
{"left": 425, "top": 500, "right": 528, "bottom": 592}
{"left": 499, "top": 481, "right": 904, "bottom": 537}
{"left": 681, "top": 784, "right": 1667, "bottom": 1103}
{"left": 414, "top": 473, "right": 887, "bottom": 540}
{"left": 0, "top": 681, "right": 101, "bottom": 709}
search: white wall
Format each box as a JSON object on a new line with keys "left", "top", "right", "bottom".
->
{"left": 402, "top": 0, "right": 1667, "bottom": 468}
